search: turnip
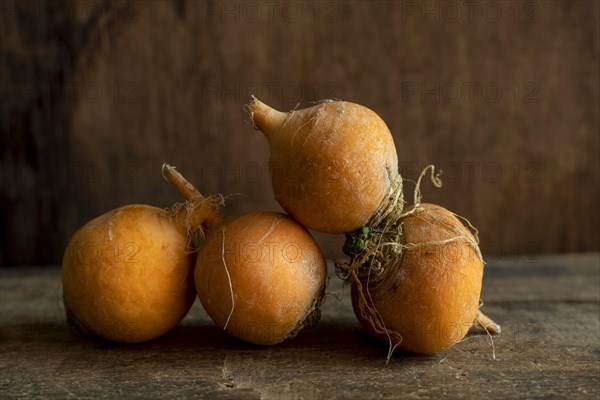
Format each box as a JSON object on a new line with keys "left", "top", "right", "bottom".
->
{"left": 62, "top": 204, "right": 199, "bottom": 343}
{"left": 248, "top": 99, "right": 499, "bottom": 358}
{"left": 163, "top": 164, "right": 327, "bottom": 345}
{"left": 247, "top": 98, "right": 399, "bottom": 234}
{"left": 352, "top": 203, "right": 488, "bottom": 355}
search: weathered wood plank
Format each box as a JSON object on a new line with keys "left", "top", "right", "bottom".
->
{"left": 1, "top": 254, "right": 599, "bottom": 399}
{"left": 481, "top": 253, "right": 600, "bottom": 303}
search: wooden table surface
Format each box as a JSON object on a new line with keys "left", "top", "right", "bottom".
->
{"left": 1, "top": 254, "right": 599, "bottom": 399}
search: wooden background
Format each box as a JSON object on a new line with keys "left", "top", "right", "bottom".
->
{"left": 1, "top": 0, "right": 599, "bottom": 266}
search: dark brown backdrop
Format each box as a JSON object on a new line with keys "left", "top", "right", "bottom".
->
{"left": 1, "top": 0, "right": 599, "bottom": 266}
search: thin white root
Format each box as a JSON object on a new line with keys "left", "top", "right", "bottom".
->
{"left": 474, "top": 310, "right": 500, "bottom": 360}
{"left": 221, "top": 228, "right": 235, "bottom": 330}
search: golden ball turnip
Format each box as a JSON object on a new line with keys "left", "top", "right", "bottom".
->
{"left": 62, "top": 204, "right": 196, "bottom": 343}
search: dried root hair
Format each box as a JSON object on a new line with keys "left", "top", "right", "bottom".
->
{"left": 167, "top": 194, "right": 225, "bottom": 252}
{"left": 335, "top": 165, "right": 491, "bottom": 362}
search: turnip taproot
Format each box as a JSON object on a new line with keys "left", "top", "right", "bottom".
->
{"left": 248, "top": 99, "right": 499, "bottom": 358}
{"left": 163, "top": 164, "right": 327, "bottom": 345}
{"left": 62, "top": 204, "right": 199, "bottom": 343}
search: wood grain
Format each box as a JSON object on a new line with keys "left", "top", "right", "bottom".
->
{"left": 1, "top": 254, "right": 599, "bottom": 398}
{"left": 1, "top": 1, "right": 599, "bottom": 265}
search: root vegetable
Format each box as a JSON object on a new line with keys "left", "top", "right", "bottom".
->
{"left": 163, "top": 164, "right": 327, "bottom": 345}
{"left": 62, "top": 204, "right": 197, "bottom": 343}
{"left": 351, "top": 203, "right": 484, "bottom": 354}
{"left": 247, "top": 98, "right": 399, "bottom": 233}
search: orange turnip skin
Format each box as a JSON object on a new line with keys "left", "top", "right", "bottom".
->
{"left": 62, "top": 205, "right": 196, "bottom": 343}
{"left": 352, "top": 204, "right": 484, "bottom": 354}
{"left": 249, "top": 99, "right": 399, "bottom": 233}
{"left": 196, "top": 212, "right": 327, "bottom": 345}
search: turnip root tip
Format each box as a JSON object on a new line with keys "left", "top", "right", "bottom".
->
{"left": 162, "top": 163, "right": 225, "bottom": 245}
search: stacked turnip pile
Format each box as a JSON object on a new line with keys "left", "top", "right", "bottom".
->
{"left": 62, "top": 98, "right": 500, "bottom": 361}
